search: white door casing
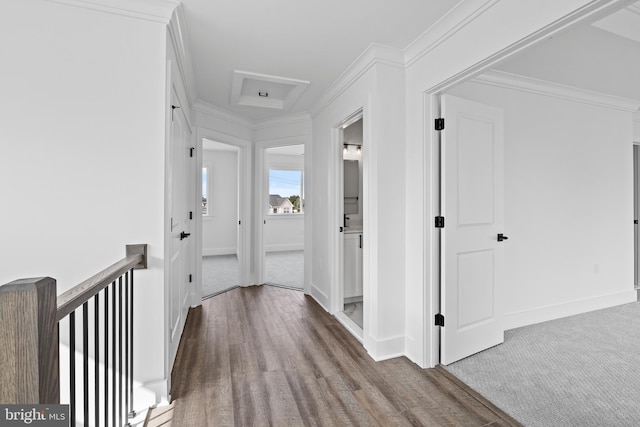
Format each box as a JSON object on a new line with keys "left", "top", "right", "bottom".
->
{"left": 440, "top": 94, "right": 505, "bottom": 365}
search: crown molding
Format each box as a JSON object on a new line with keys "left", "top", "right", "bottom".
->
{"left": 628, "top": 3, "right": 640, "bottom": 15}
{"left": 168, "top": 5, "right": 197, "bottom": 108}
{"left": 193, "top": 100, "right": 256, "bottom": 129}
{"left": 254, "top": 112, "right": 312, "bottom": 131}
{"left": 47, "top": 0, "right": 179, "bottom": 24}
{"left": 473, "top": 70, "right": 640, "bottom": 112}
{"left": 310, "top": 43, "right": 403, "bottom": 118}
{"left": 404, "top": 0, "right": 501, "bottom": 68}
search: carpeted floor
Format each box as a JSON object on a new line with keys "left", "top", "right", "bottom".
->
{"left": 264, "top": 250, "right": 304, "bottom": 290}
{"left": 202, "top": 255, "right": 240, "bottom": 297}
{"left": 444, "top": 301, "right": 640, "bottom": 427}
{"left": 202, "top": 250, "right": 304, "bottom": 298}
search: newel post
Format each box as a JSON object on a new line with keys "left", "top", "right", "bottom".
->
{"left": 0, "top": 277, "right": 59, "bottom": 404}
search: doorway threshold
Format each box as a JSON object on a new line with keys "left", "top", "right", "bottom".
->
{"left": 334, "top": 311, "right": 363, "bottom": 343}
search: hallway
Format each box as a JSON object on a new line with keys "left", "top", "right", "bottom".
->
{"left": 155, "top": 286, "right": 521, "bottom": 426}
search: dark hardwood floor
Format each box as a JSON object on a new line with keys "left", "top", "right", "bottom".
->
{"left": 151, "top": 285, "right": 522, "bottom": 426}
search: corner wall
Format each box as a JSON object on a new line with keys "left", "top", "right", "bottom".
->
{"left": 311, "top": 59, "right": 407, "bottom": 361}
{"left": 0, "top": 0, "right": 170, "bottom": 403}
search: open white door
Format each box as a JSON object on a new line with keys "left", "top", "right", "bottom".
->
{"left": 440, "top": 94, "right": 505, "bottom": 365}
{"left": 168, "top": 91, "right": 192, "bottom": 366}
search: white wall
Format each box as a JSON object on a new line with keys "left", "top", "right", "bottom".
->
{"left": 0, "top": 0, "right": 170, "bottom": 404}
{"left": 311, "top": 57, "right": 407, "bottom": 361}
{"left": 448, "top": 80, "right": 637, "bottom": 329}
{"left": 403, "top": 0, "right": 623, "bottom": 368}
{"left": 202, "top": 149, "right": 238, "bottom": 255}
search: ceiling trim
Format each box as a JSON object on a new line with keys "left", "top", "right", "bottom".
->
{"left": 254, "top": 112, "right": 312, "bottom": 131}
{"left": 193, "top": 100, "right": 255, "bottom": 129}
{"left": 168, "top": 5, "right": 197, "bottom": 108}
{"left": 404, "top": 0, "right": 500, "bottom": 67}
{"left": 46, "top": 0, "right": 179, "bottom": 23}
{"left": 473, "top": 70, "right": 640, "bottom": 112}
{"left": 310, "top": 43, "right": 403, "bottom": 118}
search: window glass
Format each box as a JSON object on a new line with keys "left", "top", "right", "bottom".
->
{"left": 268, "top": 169, "right": 303, "bottom": 215}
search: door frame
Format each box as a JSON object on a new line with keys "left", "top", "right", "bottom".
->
{"left": 195, "top": 128, "right": 252, "bottom": 300}
{"left": 331, "top": 109, "right": 366, "bottom": 337}
{"left": 255, "top": 136, "right": 311, "bottom": 290}
{"left": 423, "top": 0, "right": 629, "bottom": 367}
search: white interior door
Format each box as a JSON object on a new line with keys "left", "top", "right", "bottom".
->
{"left": 440, "top": 94, "right": 505, "bottom": 365}
{"left": 168, "top": 94, "right": 192, "bottom": 363}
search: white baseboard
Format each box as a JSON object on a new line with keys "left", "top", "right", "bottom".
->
{"left": 310, "top": 282, "right": 329, "bottom": 311}
{"left": 366, "top": 334, "right": 405, "bottom": 362}
{"left": 203, "top": 248, "right": 236, "bottom": 256}
{"left": 504, "top": 289, "right": 637, "bottom": 330}
{"left": 133, "top": 378, "right": 168, "bottom": 412}
{"left": 265, "top": 243, "right": 304, "bottom": 252}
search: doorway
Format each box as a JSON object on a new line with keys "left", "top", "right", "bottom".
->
{"left": 262, "top": 144, "right": 305, "bottom": 289}
{"left": 634, "top": 143, "right": 640, "bottom": 290}
{"left": 201, "top": 139, "right": 242, "bottom": 297}
{"left": 332, "top": 111, "right": 366, "bottom": 339}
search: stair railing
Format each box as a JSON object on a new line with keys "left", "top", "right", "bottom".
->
{"left": 0, "top": 244, "right": 147, "bottom": 426}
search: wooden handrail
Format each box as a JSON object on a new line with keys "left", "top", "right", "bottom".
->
{"left": 56, "top": 244, "right": 147, "bottom": 322}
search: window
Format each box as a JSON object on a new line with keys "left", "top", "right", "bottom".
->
{"left": 202, "top": 167, "right": 209, "bottom": 215}
{"left": 268, "top": 169, "right": 304, "bottom": 215}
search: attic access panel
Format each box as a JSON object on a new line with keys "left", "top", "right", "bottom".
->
{"left": 231, "top": 70, "right": 310, "bottom": 111}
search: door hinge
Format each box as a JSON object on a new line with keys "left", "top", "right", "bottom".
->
{"left": 435, "top": 118, "right": 445, "bottom": 131}
{"left": 189, "top": 211, "right": 193, "bottom": 220}
{"left": 435, "top": 216, "right": 445, "bottom": 228}
{"left": 171, "top": 104, "right": 180, "bottom": 120}
{"left": 189, "top": 274, "right": 193, "bottom": 283}
{"left": 435, "top": 313, "right": 445, "bottom": 327}
{"left": 190, "top": 147, "right": 195, "bottom": 157}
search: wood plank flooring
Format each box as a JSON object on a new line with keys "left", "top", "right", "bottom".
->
{"left": 157, "top": 285, "right": 522, "bottom": 426}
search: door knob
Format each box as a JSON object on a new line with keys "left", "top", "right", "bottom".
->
{"left": 180, "top": 231, "right": 191, "bottom": 240}
{"left": 497, "top": 233, "right": 508, "bottom": 242}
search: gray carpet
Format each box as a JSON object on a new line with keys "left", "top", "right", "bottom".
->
{"left": 203, "top": 250, "right": 304, "bottom": 298}
{"left": 202, "top": 255, "right": 240, "bottom": 297}
{"left": 444, "top": 302, "right": 640, "bottom": 427}
{"left": 264, "top": 250, "right": 304, "bottom": 289}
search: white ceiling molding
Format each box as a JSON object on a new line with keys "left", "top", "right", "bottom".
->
{"left": 46, "top": 0, "right": 179, "bottom": 23}
{"left": 253, "top": 112, "right": 312, "bottom": 131}
{"left": 168, "top": 5, "right": 197, "bottom": 108}
{"left": 230, "top": 71, "right": 310, "bottom": 111}
{"left": 474, "top": 70, "right": 640, "bottom": 112}
{"left": 592, "top": 2, "right": 640, "bottom": 44}
{"left": 310, "top": 43, "right": 403, "bottom": 118}
{"left": 193, "top": 100, "right": 255, "bottom": 129}
{"left": 404, "top": 0, "right": 500, "bottom": 67}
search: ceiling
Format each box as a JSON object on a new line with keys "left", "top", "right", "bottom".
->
{"left": 180, "top": 0, "right": 459, "bottom": 123}
{"left": 492, "top": 1, "right": 640, "bottom": 102}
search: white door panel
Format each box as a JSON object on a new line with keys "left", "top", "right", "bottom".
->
{"left": 168, "top": 91, "right": 192, "bottom": 363}
{"left": 441, "top": 94, "right": 505, "bottom": 365}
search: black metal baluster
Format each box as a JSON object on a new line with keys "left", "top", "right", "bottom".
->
{"left": 129, "top": 268, "right": 134, "bottom": 419}
{"left": 83, "top": 302, "right": 89, "bottom": 425}
{"left": 105, "top": 285, "right": 110, "bottom": 427}
{"left": 112, "top": 280, "right": 116, "bottom": 427}
{"left": 94, "top": 294, "right": 100, "bottom": 427}
{"left": 125, "top": 271, "right": 129, "bottom": 426}
{"left": 70, "top": 312, "right": 76, "bottom": 427}
{"left": 118, "top": 276, "right": 123, "bottom": 427}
